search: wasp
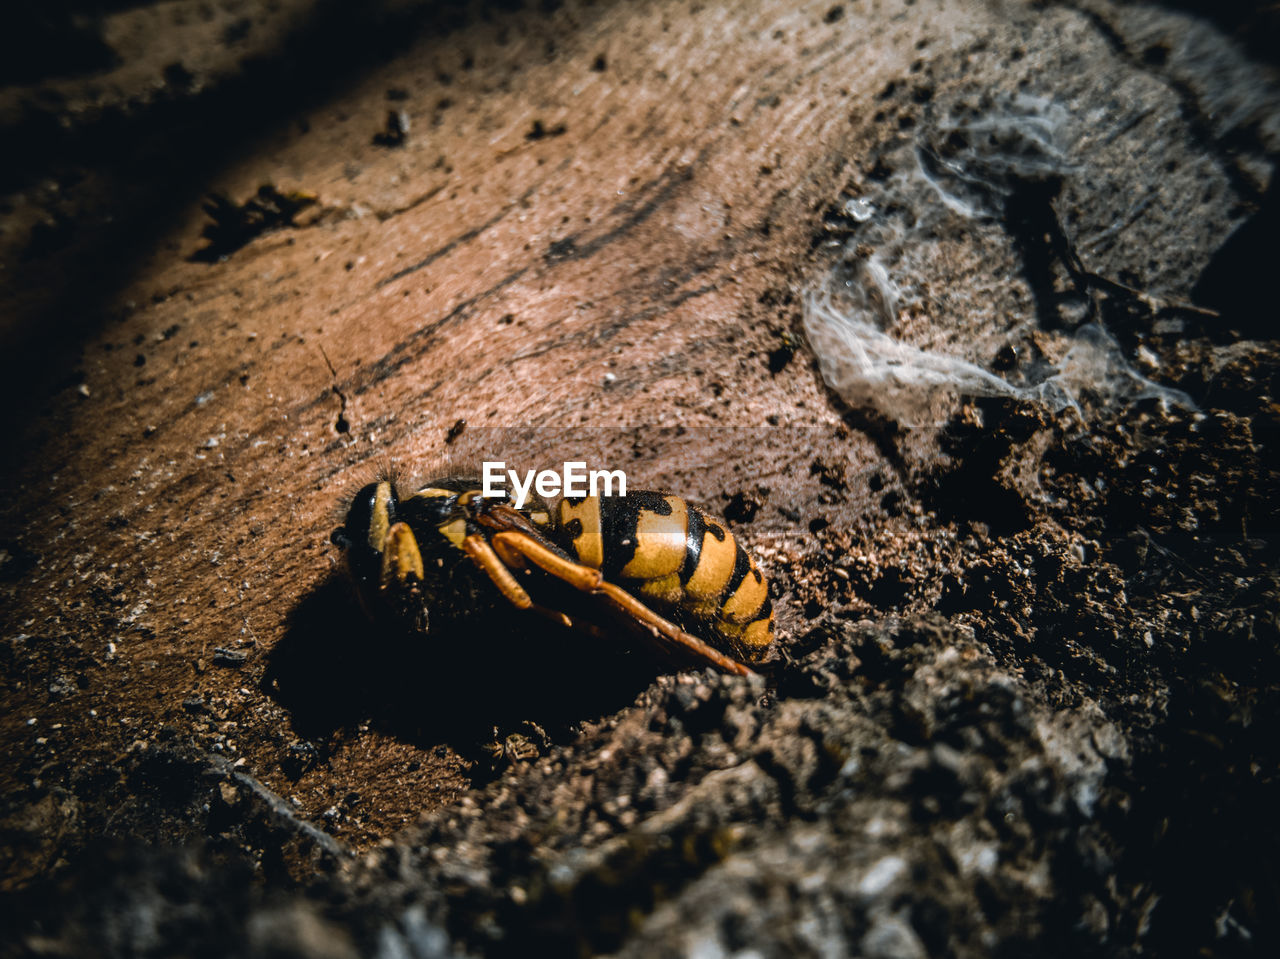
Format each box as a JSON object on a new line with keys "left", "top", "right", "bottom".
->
{"left": 330, "top": 476, "right": 776, "bottom": 676}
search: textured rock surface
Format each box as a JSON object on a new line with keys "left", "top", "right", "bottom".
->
{"left": 1, "top": 1, "right": 1277, "bottom": 956}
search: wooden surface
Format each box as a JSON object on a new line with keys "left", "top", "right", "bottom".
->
{"left": 2, "top": 0, "right": 944, "bottom": 855}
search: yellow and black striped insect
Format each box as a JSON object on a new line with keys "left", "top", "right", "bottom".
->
{"left": 330, "top": 476, "right": 775, "bottom": 675}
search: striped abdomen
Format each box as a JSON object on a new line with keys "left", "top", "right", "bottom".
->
{"left": 555, "top": 490, "right": 775, "bottom": 663}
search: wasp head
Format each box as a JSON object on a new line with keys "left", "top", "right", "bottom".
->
{"left": 331, "top": 480, "right": 399, "bottom": 591}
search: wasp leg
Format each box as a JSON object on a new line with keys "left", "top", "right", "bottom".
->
{"left": 488, "top": 531, "right": 755, "bottom": 678}
{"left": 591, "top": 581, "right": 755, "bottom": 678}
{"left": 460, "top": 533, "right": 576, "bottom": 630}
{"left": 488, "top": 530, "right": 601, "bottom": 587}
{"left": 477, "top": 502, "right": 558, "bottom": 542}
{"left": 380, "top": 522, "right": 425, "bottom": 589}
{"left": 460, "top": 533, "right": 534, "bottom": 609}
{"left": 377, "top": 522, "right": 431, "bottom": 632}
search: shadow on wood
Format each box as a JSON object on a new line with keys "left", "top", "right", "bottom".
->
{"left": 263, "top": 572, "right": 657, "bottom": 762}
